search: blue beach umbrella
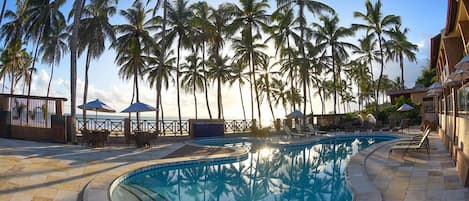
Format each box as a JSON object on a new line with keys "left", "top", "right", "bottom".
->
{"left": 286, "top": 110, "right": 304, "bottom": 118}
{"left": 78, "top": 99, "right": 115, "bottom": 119}
{"left": 121, "top": 102, "right": 157, "bottom": 113}
{"left": 121, "top": 102, "right": 157, "bottom": 131}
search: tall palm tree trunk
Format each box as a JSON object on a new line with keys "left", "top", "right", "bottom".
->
{"left": 27, "top": 30, "right": 43, "bottom": 124}
{"left": 249, "top": 60, "right": 254, "bottom": 122}
{"left": 332, "top": 47, "right": 337, "bottom": 114}
{"left": 202, "top": 43, "right": 212, "bottom": 119}
{"left": 0, "top": 0, "right": 6, "bottom": 25}
{"left": 217, "top": 76, "right": 222, "bottom": 119}
{"left": 82, "top": 49, "right": 91, "bottom": 130}
{"left": 287, "top": 38, "right": 295, "bottom": 112}
{"left": 193, "top": 82, "right": 197, "bottom": 119}
{"left": 46, "top": 64, "right": 55, "bottom": 97}
{"left": 239, "top": 81, "right": 246, "bottom": 122}
{"left": 176, "top": 39, "right": 182, "bottom": 135}
{"left": 299, "top": 4, "right": 307, "bottom": 125}
{"left": 399, "top": 53, "right": 404, "bottom": 89}
{"left": 252, "top": 58, "right": 261, "bottom": 127}
{"left": 155, "top": 1, "right": 167, "bottom": 136}
{"left": 308, "top": 85, "right": 313, "bottom": 116}
{"left": 266, "top": 82, "right": 275, "bottom": 121}
{"left": 70, "top": 0, "right": 85, "bottom": 143}
{"left": 160, "top": 97, "right": 165, "bottom": 135}
{"left": 134, "top": 67, "right": 140, "bottom": 130}
{"left": 319, "top": 90, "right": 325, "bottom": 115}
{"left": 376, "top": 34, "right": 384, "bottom": 114}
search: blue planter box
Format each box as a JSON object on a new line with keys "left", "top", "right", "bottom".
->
{"left": 189, "top": 120, "right": 224, "bottom": 138}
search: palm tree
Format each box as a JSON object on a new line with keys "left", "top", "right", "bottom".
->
{"left": 149, "top": 0, "right": 168, "bottom": 136}
{"left": 345, "top": 60, "right": 371, "bottom": 111}
{"left": 25, "top": 0, "right": 66, "bottom": 124}
{"left": 166, "top": 0, "right": 192, "bottom": 134}
{"left": 229, "top": 0, "right": 270, "bottom": 127}
{"left": 207, "top": 55, "right": 231, "bottom": 119}
{"left": 256, "top": 57, "right": 277, "bottom": 122}
{"left": 353, "top": 0, "right": 401, "bottom": 113}
{"left": 353, "top": 33, "right": 378, "bottom": 85}
{"left": 146, "top": 46, "right": 175, "bottom": 133}
{"left": 229, "top": 60, "right": 249, "bottom": 121}
{"left": 312, "top": 14, "right": 356, "bottom": 114}
{"left": 232, "top": 33, "right": 267, "bottom": 124}
{"left": 78, "top": 0, "right": 117, "bottom": 129}
{"left": 271, "top": 78, "right": 289, "bottom": 116}
{"left": 267, "top": 7, "right": 299, "bottom": 111}
{"left": 112, "top": 0, "right": 156, "bottom": 129}
{"left": 69, "top": 0, "right": 86, "bottom": 143}
{"left": 206, "top": 4, "right": 232, "bottom": 119}
{"left": 1, "top": 39, "right": 30, "bottom": 96}
{"left": 39, "top": 19, "right": 68, "bottom": 97}
{"left": 192, "top": 1, "right": 212, "bottom": 119}
{"left": 180, "top": 53, "right": 204, "bottom": 119}
{"left": 277, "top": 0, "right": 334, "bottom": 122}
{"left": 386, "top": 24, "right": 418, "bottom": 89}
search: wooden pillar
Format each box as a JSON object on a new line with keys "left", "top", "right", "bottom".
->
{"left": 55, "top": 100, "right": 64, "bottom": 116}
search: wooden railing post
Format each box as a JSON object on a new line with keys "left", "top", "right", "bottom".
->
{"left": 124, "top": 118, "right": 130, "bottom": 144}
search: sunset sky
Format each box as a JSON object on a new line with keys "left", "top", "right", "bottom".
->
{"left": 2, "top": 0, "right": 447, "bottom": 123}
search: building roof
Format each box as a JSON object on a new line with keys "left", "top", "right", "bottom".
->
{"left": 445, "top": 0, "right": 458, "bottom": 35}
{"left": 0, "top": 93, "right": 67, "bottom": 101}
{"left": 387, "top": 88, "right": 428, "bottom": 96}
{"left": 430, "top": 34, "right": 441, "bottom": 69}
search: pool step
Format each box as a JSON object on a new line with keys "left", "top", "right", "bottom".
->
{"left": 119, "top": 183, "right": 169, "bottom": 201}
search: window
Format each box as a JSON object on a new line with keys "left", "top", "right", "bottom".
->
{"left": 458, "top": 84, "right": 469, "bottom": 115}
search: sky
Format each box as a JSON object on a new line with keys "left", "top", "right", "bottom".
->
{"left": 2, "top": 0, "right": 447, "bottom": 124}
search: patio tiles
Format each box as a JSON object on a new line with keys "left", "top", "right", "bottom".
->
{"left": 366, "top": 132, "right": 469, "bottom": 201}
{"left": 0, "top": 138, "right": 185, "bottom": 201}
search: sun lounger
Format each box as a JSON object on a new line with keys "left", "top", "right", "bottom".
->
{"left": 306, "top": 124, "right": 327, "bottom": 135}
{"left": 283, "top": 126, "right": 308, "bottom": 138}
{"left": 389, "top": 128, "right": 431, "bottom": 156}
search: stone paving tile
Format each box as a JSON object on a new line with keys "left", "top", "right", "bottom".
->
{"left": 366, "top": 132, "right": 469, "bottom": 201}
{"left": 0, "top": 139, "right": 185, "bottom": 201}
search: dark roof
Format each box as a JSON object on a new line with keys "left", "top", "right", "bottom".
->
{"left": 387, "top": 88, "right": 428, "bottom": 96}
{"left": 430, "top": 34, "right": 441, "bottom": 69}
{"left": 445, "top": 0, "right": 458, "bottom": 35}
{"left": 0, "top": 93, "right": 67, "bottom": 101}
{"left": 311, "top": 114, "right": 347, "bottom": 117}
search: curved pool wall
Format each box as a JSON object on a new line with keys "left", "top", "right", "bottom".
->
{"left": 110, "top": 134, "right": 397, "bottom": 201}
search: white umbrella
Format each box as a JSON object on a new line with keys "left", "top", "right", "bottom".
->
{"left": 121, "top": 102, "right": 157, "bottom": 131}
{"left": 78, "top": 99, "right": 115, "bottom": 119}
{"left": 455, "top": 54, "right": 469, "bottom": 70}
{"left": 397, "top": 103, "right": 414, "bottom": 112}
{"left": 286, "top": 110, "right": 304, "bottom": 118}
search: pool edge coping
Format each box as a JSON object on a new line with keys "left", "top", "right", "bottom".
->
{"left": 345, "top": 138, "right": 404, "bottom": 201}
{"left": 83, "top": 133, "right": 403, "bottom": 201}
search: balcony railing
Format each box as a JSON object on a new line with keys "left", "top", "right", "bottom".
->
{"left": 76, "top": 118, "right": 254, "bottom": 136}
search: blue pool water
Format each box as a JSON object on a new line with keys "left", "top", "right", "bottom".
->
{"left": 112, "top": 135, "right": 394, "bottom": 201}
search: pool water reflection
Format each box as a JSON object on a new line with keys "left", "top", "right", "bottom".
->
{"left": 112, "top": 136, "right": 392, "bottom": 201}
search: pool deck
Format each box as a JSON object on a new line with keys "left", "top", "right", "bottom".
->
{"left": 0, "top": 131, "right": 468, "bottom": 201}
{"left": 347, "top": 130, "right": 469, "bottom": 201}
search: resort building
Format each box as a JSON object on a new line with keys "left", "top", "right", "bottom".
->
{"left": 387, "top": 87, "right": 438, "bottom": 127}
{"left": 431, "top": 0, "right": 469, "bottom": 187}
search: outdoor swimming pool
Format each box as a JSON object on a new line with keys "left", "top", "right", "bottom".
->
{"left": 111, "top": 135, "right": 395, "bottom": 201}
